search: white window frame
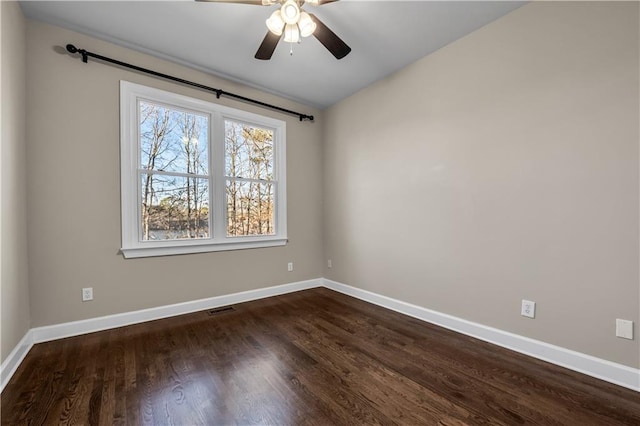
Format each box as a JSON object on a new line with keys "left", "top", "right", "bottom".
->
{"left": 120, "top": 81, "right": 287, "bottom": 258}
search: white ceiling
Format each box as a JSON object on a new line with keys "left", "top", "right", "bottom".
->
{"left": 20, "top": 0, "right": 525, "bottom": 109}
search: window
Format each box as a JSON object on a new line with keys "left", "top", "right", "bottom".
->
{"left": 120, "top": 81, "right": 287, "bottom": 258}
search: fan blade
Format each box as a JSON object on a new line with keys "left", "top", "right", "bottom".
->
{"left": 195, "top": 0, "right": 265, "bottom": 5}
{"left": 306, "top": 0, "right": 339, "bottom": 5}
{"left": 309, "top": 13, "right": 351, "bottom": 59}
{"left": 255, "top": 31, "right": 282, "bottom": 60}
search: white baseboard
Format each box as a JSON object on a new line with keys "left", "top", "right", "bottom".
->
{"left": 31, "top": 278, "right": 322, "bottom": 344}
{"left": 323, "top": 278, "right": 640, "bottom": 392}
{"left": 3, "top": 277, "right": 638, "bottom": 394}
{"left": 1, "top": 330, "right": 34, "bottom": 393}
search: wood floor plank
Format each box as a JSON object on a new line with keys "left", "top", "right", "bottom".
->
{"left": 2, "top": 287, "right": 639, "bottom": 425}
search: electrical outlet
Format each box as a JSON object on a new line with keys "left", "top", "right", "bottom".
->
{"left": 82, "top": 287, "right": 93, "bottom": 302}
{"left": 616, "top": 319, "right": 634, "bottom": 340}
{"left": 521, "top": 300, "right": 535, "bottom": 318}
{"left": 287, "top": 262, "right": 293, "bottom": 272}
{"left": 327, "top": 259, "right": 332, "bottom": 269}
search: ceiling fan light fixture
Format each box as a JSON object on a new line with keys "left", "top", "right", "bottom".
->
{"left": 266, "top": 10, "right": 285, "bottom": 35}
{"left": 281, "top": 0, "right": 300, "bottom": 25}
{"left": 283, "top": 23, "right": 300, "bottom": 43}
{"left": 297, "top": 11, "right": 316, "bottom": 37}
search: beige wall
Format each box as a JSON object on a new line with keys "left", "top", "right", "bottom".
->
{"left": 1, "top": 1, "right": 30, "bottom": 363}
{"left": 25, "top": 21, "right": 323, "bottom": 327}
{"left": 323, "top": 2, "right": 640, "bottom": 368}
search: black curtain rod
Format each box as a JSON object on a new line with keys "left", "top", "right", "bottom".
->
{"left": 65, "top": 44, "right": 314, "bottom": 122}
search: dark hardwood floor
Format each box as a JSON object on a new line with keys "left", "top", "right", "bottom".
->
{"left": 2, "top": 287, "right": 639, "bottom": 425}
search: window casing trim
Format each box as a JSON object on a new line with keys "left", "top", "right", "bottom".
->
{"left": 120, "top": 81, "right": 287, "bottom": 258}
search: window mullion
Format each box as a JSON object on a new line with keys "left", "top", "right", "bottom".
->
{"left": 226, "top": 176, "right": 274, "bottom": 185}
{"left": 212, "top": 112, "right": 226, "bottom": 242}
{"left": 138, "top": 169, "right": 209, "bottom": 180}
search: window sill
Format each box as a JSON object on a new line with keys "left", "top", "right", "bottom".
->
{"left": 120, "top": 238, "right": 287, "bottom": 259}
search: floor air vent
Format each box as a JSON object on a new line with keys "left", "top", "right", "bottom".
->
{"left": 208, "top": 306, "right": 235, "bottom": 316}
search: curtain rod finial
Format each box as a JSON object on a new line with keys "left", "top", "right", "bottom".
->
{"left": 66, "top": 44, "right": 88, "bottom": 63}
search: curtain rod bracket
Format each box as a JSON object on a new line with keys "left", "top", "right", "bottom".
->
{"left": 64, "top": 43, "right": 314, "bottom": 122}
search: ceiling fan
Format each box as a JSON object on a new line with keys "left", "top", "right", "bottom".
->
{"left": 197, "top": 0, "right": 351, "bottom": 60}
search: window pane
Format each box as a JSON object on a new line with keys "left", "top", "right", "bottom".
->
{"left": 140, "top": 101, "right": 209, "bottom": 175}
{"left": 225, "top": 120, "right": 273, "bottom": 180}
{"left": 226, "top": 179, "right": 275, "bottom": 236}
{"left": 140, "top": 173, "right": 210, "bottom": 240}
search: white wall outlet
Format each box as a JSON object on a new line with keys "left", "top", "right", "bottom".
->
{"left": 82, "top": 287, "right": 93, "bottom": 302}
{"left": 327, "top": 259, "right": 332, "bottom": 269}
{"left": 616, "top": 319, "right": 634, "bottom": 340}
{"left": 521, "top": 300, "right": 535, "bottom": 318}
{"left": 287, "top": 262, "right": 293, "bottom": 272}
